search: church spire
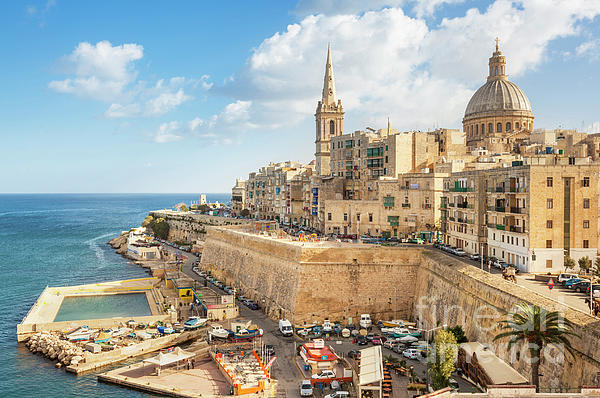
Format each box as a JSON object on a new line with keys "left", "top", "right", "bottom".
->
{"left": 488, "top": 37, "right": 507, "bottom": 82}
{"left": 322, "top": 43, "right": 336, "bottom": 105}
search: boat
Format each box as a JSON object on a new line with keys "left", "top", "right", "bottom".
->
{"left": 184, "top": 316, "right": 207, "bottom": 330}
{"left": 137, "top": 331, "right": 153, "bottom": 340}
{"left": 67, "top": 327, "right": 97, "bottom": 342}
{"left": 208, "top": 324, "right": 230, "bottom": 339}
{"left": 379, "top": 319, "right": 416, "bottom": 328}
{"left": 137, "top": 323, "right": 148, "bottom": 330}
{"left": 128, "top": 332, "right": 137, "bottom": 338}
{"left": 109, "top": 327, "right": 130, "bottom": 337}
{"left": 127, "top": 320, "right": 138, "bottom": 328}
{"left": 341, "top": 328, "right": 351, "bottom": 338}
{"left": 322, "top": 319, "right": 333, "bottom": 333}
{"left": 294, "top": 323, "right": 316, "bottom": 330}
{"left": 388, "top": 327, "right": 422, "bottom": 338}
{"left": 234, "top": 327, "right": 262, "bottom": 340}
{"left": 157, "top": 326, "right": 174, "bottom": 335}
{"left": 94, "top": 332, "right": 112, "bottom": 344}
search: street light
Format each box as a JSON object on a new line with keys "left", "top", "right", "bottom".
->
{"left": 424, "top": 324, "right": 447, "bottom": 392}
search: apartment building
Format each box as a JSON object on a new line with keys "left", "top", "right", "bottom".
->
{"left": 231, "top": 178, "right": 247, "bottom": 216}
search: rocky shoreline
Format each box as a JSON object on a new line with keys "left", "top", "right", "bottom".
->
{"left": 107, "top": 232, "right": 129, "bottom": 257}
{"left": 25, "top": 332, "right": 85, "bottom": 368}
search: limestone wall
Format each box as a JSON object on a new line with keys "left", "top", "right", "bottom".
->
{"left": 148, "top": 211, "right": 247, "bottom": 243}
{"left": 414, "top": 250, "right": 600, "bottom": 389}
{"left": 200, "top": 226, "right": 420, "bottom": 325}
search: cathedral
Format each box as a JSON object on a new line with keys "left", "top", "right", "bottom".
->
{"left": 462, "top": 39, "right": 535, "bottom": 153}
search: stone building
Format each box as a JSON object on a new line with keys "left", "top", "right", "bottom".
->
{"left": 442, "top": 159, "right": 600, "bottom": 273}
{"left": 463, "top": 40, "right": 534, "bottom": 152}
{"left": 231, "top": 178, "right": 246, "bottom": 216}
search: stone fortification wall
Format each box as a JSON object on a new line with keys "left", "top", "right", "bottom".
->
{"left": 200, "top": 226, "right": 420, "bottom": 324}
{"left": 414, "top": 250, "right": 600, "bottom": 389}
{"left": 148, "top": 211, "right": 247, "bottom": 243}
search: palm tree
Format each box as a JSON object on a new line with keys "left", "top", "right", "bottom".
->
{"left": 494, "top": 303, "right": 578, "bottom": 390}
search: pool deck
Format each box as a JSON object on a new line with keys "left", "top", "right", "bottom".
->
{"left": 17, "top": 277, "right": 165, "bottom": 342}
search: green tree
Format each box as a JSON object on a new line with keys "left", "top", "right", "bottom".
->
{"left": 564, "top": 256, "right": 576, "bottom": 273}
{"left": 429, "top": 329, "right": 458, "bottom": 390}
{"left": 150, "top": 217, "right": 170, "bottom": 240}
{"left": 180, "top": 204, "right": 189, "bottom": 212}
{"left": 493, "top": 303, "right": 577, "bottom": 390}
{"left": 579, "top": 256, "right": 592, "bottom": 274}
{"left": 141, "top": 215, "right": 154, "bottom": 227}
{"left": 592, "top": 257, "right": 600, "bottom": 282}
{"left": 447, "top": 325, "right": 468, "bottom": 343}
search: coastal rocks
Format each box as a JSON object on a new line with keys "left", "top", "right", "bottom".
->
{"left": 26, "top": 332, "right": 85, "bottom": 368}
{"left": 108, "top": 232, "right": 129, "bottom": 256}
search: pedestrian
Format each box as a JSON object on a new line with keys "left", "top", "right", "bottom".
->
{"left": 192, "top": 358, "right": 195, "bottom": 369}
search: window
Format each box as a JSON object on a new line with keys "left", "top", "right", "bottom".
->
{"left": 506, "top": 122, "right": 511, "bottom": 131}
{"left": 497, "top": 123, "right": 502, "bottom": 132}
{"left": 584, "top": 220, "right": 590, "bottom": 229}
{"left": 546, "top": 220, "right": 553, "bottom": 228}
{"left": 583, "top": 177, "right": 590, "bottom": 187}
{"left": 546, "top": 240, "right": 553, "bottom": 248}
{"left": 547, "top": 177, "right": 553, "bottom": 187}
{"left": 516, "top": 122, "right": 520, "bottom": 129}
{"left": 547, "top": 199, "right": 553, "bottom": 209}
{"left": 385, "top": 156, "right": 388, "bottom": 163}
{"left": 488, "top": 123, "right": 493, "bottom": 133}
{"left": 584, "top": 240, "right": 590, "bottom": 248}
{"left": 475, "top": 124, "right": 479, "bottom": 135}
{"left": 501, "top": 235, "right": 504, "bottom": 243}
{"left": 584, "top": 198, "right": 590, "bottom": 209}
{"left": 330, "top": 120, "right": 335, "bottom": 135}
{"left": 546, "top": 259, "right": 553, "bottom": 269}
{"left": 357, "top": 213, "right": 361, "bottom": 221}
{"left": 569, "top": 157, "right": 575, "bottom": 165}
{"left": 327, "top": 213, "right": 332, "bottom": 221}
{"left": 343, "top": 213, "right": 348, "bottom": 221}
{"left": 369, "top": 213, "right": 373, "bottom": 222}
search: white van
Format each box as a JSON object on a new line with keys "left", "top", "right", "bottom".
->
{"left": 359, "top": 314, "right": 372, "bottom": 329}
{"left": 279, "top": 319, "right": 293, "bottom": 337}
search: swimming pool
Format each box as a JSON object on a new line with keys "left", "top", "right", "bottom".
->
{"left": 53, "top": 293, "right": 151, "bottom": 322}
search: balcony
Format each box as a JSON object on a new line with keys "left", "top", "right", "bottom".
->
{"left": 495, "top": 187, "right": 505, "bottom": 192}
{"left": 509, "top": 187, "right": 527, "bottom": 193}
{"left": 509, "top": 207, "right": 525, "bottom": 214}
{"left": 448, "top": 203, "right": 455, "bottom": 207}
{"left": 496, "top": 224, "right": 505, "bottom": 230}
{"left": 450, "top": 187, "right": 474, "bottom": 192}
{"left": 401, "top": 203, "right": 411, "bottom": 208}
{"left": 449, "top": 217, "right": 456, "bottom": 221}
{"left": 440, "top": 204, "right": 447, "bottom": 209}
{"left": 457, "top": 203, "right": 469, "bottom": 209}
{"left": 509, "top": 226, "right": 523, "bottom": 233}
{"left": 422, "top": 204, "right": 432, "bottom": 209}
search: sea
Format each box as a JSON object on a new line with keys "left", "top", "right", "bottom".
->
{"left": 0, "top": 193, "right": 230, "bottom": 397}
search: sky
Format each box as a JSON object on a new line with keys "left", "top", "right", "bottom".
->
{"left": 1, "top": 0, "right": 599, "bottom": 193}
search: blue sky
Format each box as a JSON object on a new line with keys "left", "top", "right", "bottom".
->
{"left": 1, "top": 0, "right": 599, "bottom": 193}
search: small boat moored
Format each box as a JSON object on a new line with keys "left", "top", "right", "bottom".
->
{"left": 184, "top": 316, "right": 208, "bottom": 330}
{"left": 208, "top": 324, "right": 230, "bottom": 339}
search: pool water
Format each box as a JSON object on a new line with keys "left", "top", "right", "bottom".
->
{"left": 54, "top": 293, "right": 151, "bottom": 322}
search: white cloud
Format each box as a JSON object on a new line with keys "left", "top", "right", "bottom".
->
{"left": 153, "top": 121, "right": 183, "bottom": 143}
{"left": 576, "top": 38, "right": 600, "bottom": 59}
{"left": 49, "top": 41, "right": 143, "bottom": 101}
{"left": 219, "top": 1, "right": 600, "bottom": 133}
{"left": 50, "top": 41, "right": 209, "bottom": 117}
{"left": 294, "top": 0, "right": 463, "bottom": 17}
{"left": 145, "top": 89, "right": 191, "bottom": 116}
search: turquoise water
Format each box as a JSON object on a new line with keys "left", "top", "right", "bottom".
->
{"left": 54, "top": 293, "right": 152, "bottom": 322}
{"left": 0, "top": 193, "right": 229, "bottom": 397}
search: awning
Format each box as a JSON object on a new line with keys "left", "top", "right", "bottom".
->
{"left": 358, "top": 345, "right": 383, "bottom": 386}
{"left": 143, "top": 347, "right": 194, "bottom": 367}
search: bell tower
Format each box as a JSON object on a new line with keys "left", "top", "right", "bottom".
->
{"left": 315, "top": 44, "right": 344, "bottom": 177}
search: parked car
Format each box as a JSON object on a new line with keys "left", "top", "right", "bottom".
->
{"left": 565, "top": 278, "right": 585, "bottom": 288}
{"left": 454, "top": 249, "right": 467, "bottom": 257}
{"left": 324, "top": 392, "right": 349, "bottom": 398}
{"left": 347, "top": 350, "right": 361, "bottom": 359}
{"left": 558, "top": 273, "right": 580, "bottom": 284}
{"left": 366, "top": 333, "right": 375, "bottom": 342}
{"left": 312, "top": 370, "right": 336, "bottom": 379}
{"left": 383, "top": 340, "right": 397, "bottom": 350}
{"left": 574, "top": 281, "right": 591, "bottom": 293}
{"left": 503, "top": 264, "right": 520, "bottom": 274}
{"left": 469, "top": 253, "right": 481, "bottom": 261}
{"left": 245, "top": 300, "right": 259, "bottom": 310}
{"left": 372, "top": 335, "right": 385, "bottom": 345}
{"left": 403, "top": 348, "right": 420, "bottom": 359}
{"left": 356, "top": 336, "right": 368, "bottom": 345}
{"left": 300, "top": 380, "right": 313, "bottom": 397}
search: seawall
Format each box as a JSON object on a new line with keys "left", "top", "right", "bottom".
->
{"left": 148, "top": 210, "right": 247, "bottom": 243}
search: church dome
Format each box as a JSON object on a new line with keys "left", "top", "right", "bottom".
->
{"left": 464, "top": 78, "right": 532, "bottom": 120}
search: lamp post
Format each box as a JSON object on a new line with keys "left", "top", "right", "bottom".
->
{"left": 425, "top": 324, "right": 447, "bottom": 392}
